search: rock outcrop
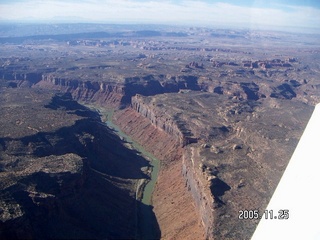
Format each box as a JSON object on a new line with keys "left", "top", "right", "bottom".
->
{"left": 37, "top": 75, "right": 125, "bottom": 107}
{"left": 182, "top": 148, "right": 215, "bottom": 238}
{"left": 0, "top": 71, "right": 43, "bottom": 87}
{"left": 131, "top": 95, "right": 196, "bottom": 146}
{"left": 34, "top": 74, "right": 202, "bottom": 107}
{"left": 115, "top": 91, "right": 313, "bottom": 239}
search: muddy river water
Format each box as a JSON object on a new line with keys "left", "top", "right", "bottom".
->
{"left": 104, "top": 110, "right": 160, "bottom": 239}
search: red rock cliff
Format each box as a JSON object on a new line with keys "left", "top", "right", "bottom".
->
{"left": 113, "top": 107, "right": 206, "bottom": 239}
{"left": 37, "top": 74, "right": 125, "bottom": 107}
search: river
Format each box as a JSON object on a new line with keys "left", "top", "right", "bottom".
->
{"left": 103, "top": 109, "right": 160, "bottom": 239}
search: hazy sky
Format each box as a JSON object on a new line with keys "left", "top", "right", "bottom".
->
{"left": 0, "top": 0, "right": 319, "bottom": 31}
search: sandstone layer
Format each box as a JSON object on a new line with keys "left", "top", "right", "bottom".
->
{"left": 113, "top": 108, "right": 205, "bottom": 239}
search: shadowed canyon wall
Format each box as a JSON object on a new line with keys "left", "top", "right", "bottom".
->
{"left": 0, "top": 90, "right": 160, "bottom": 239}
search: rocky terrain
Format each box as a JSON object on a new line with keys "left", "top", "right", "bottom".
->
{"left": 120, "top": 92, "right": 313, "bottom": 239}
{"left": 0, "top": 24, "right": 319, "bottom": 239}
{"left": 0, "top": 88, "right": 157, "bottom": 239}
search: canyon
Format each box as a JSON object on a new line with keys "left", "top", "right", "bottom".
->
{"left": 0, "top": 24, "right": 319, "bottom": 239}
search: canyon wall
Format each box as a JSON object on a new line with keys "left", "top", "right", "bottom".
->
{"left": 38, "top": 75, "right": 125, "bottom": 107}
{"left": 2, "top": 68, "right": 316, "bottom": 108}
{"left": 113, "top": 93, "right": 309, "bottom": 239}
{"left": 182, "top": 148, "right": 215, "bottom": 238}
{"left": 114, "top": 96, "right": 219, "bottom": 239}
{"left": 122, "top": 95, "right": 223, "bottom": 239}
{"left": 113, "top": 108, "right": 206, "bottom": 239}
{"left": 131, "top": 95, "right": 197, "bottom": 146}
{"left": 39, "top": 74, "right": 204, "bottom": 107}
{"left": 120, "top": 95, "right": 219, "bottom": 239}
{"left": 0, "top": 71, "right": 43, "bottom": 87}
